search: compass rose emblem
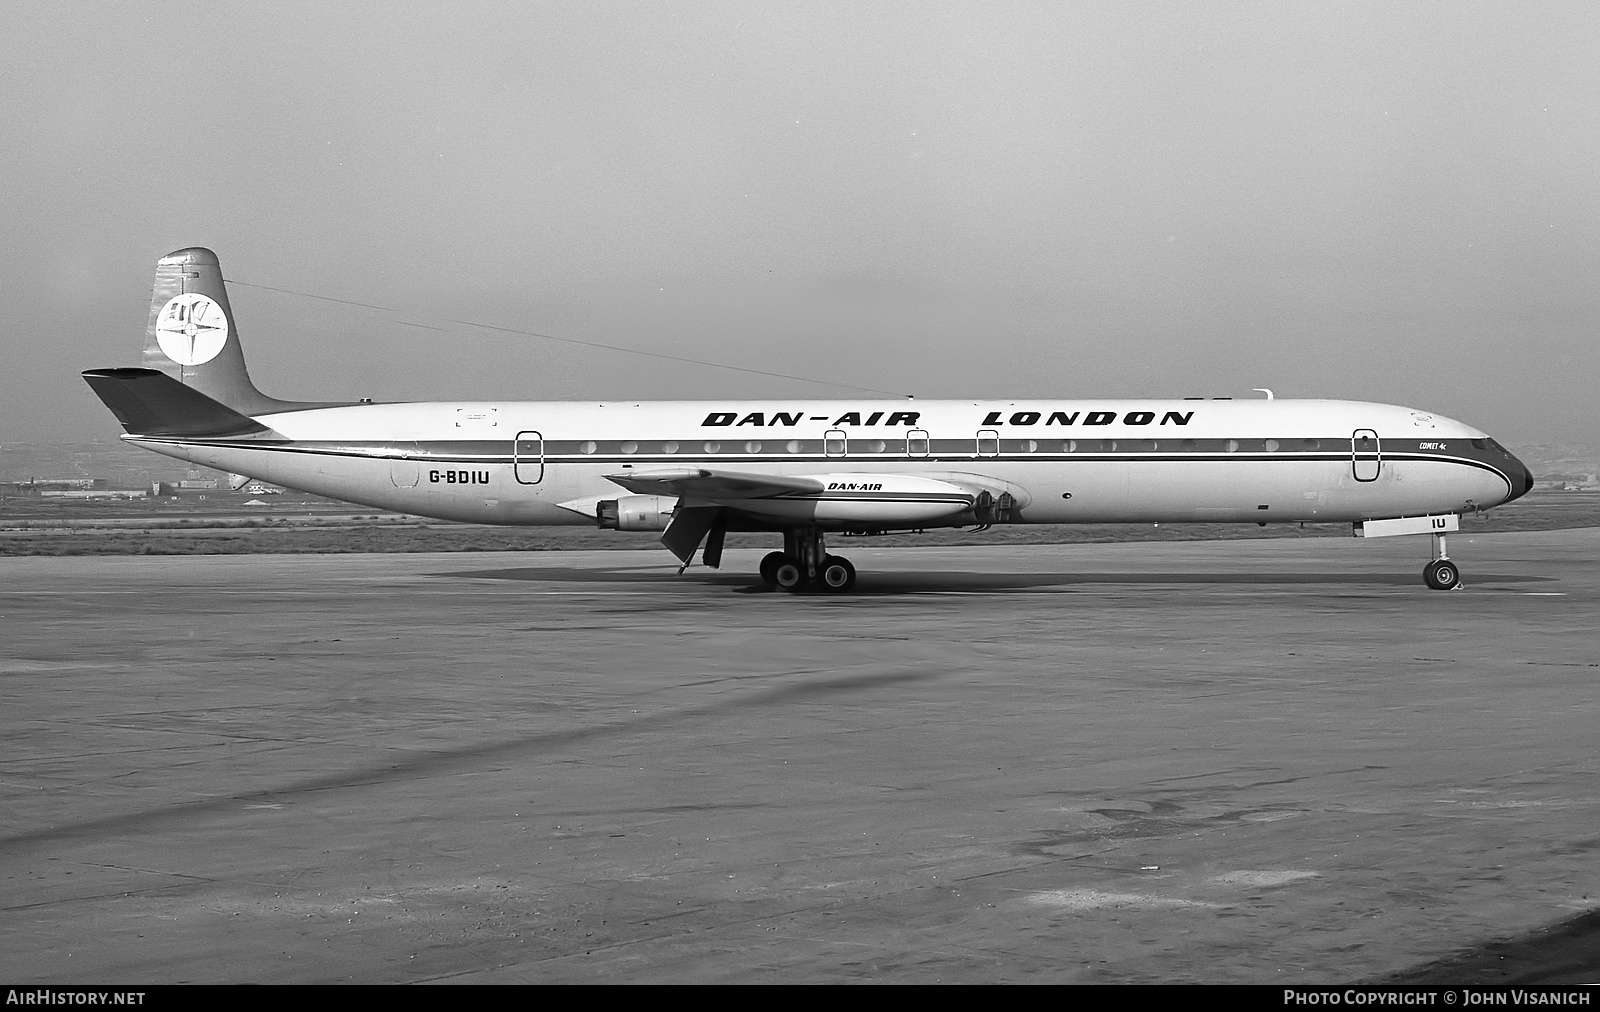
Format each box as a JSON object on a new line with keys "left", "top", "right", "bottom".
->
{"left": 155, "top": 294, "right": 230, "bottom": 365}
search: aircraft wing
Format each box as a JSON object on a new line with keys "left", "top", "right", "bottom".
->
{"left": 603, "top": 467, "right": 1024, "bottom": 568}
{"left": 603, "top": 467, "right": 825, "bottom": 502}
{"left": 604, "top": 468, "right": 831, "bottom": 568}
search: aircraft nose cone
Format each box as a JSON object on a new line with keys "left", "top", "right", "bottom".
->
{"left": 1502, "top": 448, "right": 1535, "bottom": 503}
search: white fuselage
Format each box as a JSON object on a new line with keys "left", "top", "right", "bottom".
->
{"left": 127, "top": 397, "right": 1523, "bottom": 529}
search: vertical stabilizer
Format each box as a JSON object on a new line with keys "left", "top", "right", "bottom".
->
{"left": 141, "top": 248, "right": 323, "bottom": 415}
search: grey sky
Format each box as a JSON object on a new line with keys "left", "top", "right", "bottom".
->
{"left": 4, "top": 1, "right": 1597, "bottom": 445}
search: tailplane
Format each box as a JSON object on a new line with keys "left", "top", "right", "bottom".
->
{"left": 82, "top": 368, "right": 272, "bottom": 438}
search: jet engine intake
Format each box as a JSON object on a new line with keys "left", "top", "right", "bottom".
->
{"left": 596, "top": 495, "right": 677, "bottom": 531}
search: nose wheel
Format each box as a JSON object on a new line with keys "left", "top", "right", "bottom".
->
{"left": 1424, "top": 558, "right": 1460, "bottom": 591}
{"left": 1424, "top": 533, "right": 1462, "bottom": 591}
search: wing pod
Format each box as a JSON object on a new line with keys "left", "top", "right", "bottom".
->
{"left": 769, "top": 473, "right": 977, "bottom": 525}
{"left": 603, "top": 468, "right": 985, "bottom": 526}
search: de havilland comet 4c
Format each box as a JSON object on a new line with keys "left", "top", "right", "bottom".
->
{"left": 84, "top": 248, "right": 1534, "bottom": 592}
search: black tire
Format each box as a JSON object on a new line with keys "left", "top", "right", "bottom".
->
{"left": 1424, "top": 559, "right": 1460, "bottom": 591}
{"left": 819, "top": 555, "right": 856, "bottom": 592}
{"left": 774, "top": 560, "right": 808, "bottom": 591}
{"left": 759, "top": 551, "right": 787, "bottom": 587}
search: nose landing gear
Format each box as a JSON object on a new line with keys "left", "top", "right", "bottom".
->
{"left": 1424, "top": 532, "right": 1461, "bottom": 591}
{"left": 759, "top": 528, "right": 857, "bottom": 593}
{"left": 1357, "top": 515, "right": 1466, "bottom": 591}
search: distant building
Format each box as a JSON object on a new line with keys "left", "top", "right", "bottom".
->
{"left": 40, "top": 489, "right": 147, "bottom": 499}
{"left": 152, "top": 480, "right": 211, "bottom": 496}
{"left": 13, "top": 477, "right": 109, "bottom": 492}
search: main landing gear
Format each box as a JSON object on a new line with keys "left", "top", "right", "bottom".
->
{"left": 1424, "top": 532, "right": 1461, "bottom": 591}
{"left": 759, "top": 527, "right": 857, "bottom": 593}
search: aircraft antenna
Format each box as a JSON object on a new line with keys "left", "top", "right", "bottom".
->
{"left": 225, "top": 277, "right": 902, "bottom": 397}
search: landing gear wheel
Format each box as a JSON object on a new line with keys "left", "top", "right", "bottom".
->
{"left": 819, "top": 555, "right": 856, "bottom": 593}
{"left": 1424, "top": 558, "right": 1460, "bottom": 591}
{"left": 759, "top": 551, "right": 787, "bottom": 587}
{"left": 774, "top": 558, "right": 809, "bottom": 592}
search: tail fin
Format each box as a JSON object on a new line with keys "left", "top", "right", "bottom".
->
{"left": 140, "top": 247, "right": 325, "bottom": 415}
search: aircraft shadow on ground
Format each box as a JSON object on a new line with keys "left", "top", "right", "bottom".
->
{"left": 437, "top": 566, "right": 1552, "bottom": 593}
{"left": 1379, "top": 907, "right": 1600, "bottom": 985}
{"left": 0, "top": 667, "right": 930, "bottom": 853}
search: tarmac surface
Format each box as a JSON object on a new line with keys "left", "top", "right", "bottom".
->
{"left": 2, "top": 529, "right": 1597, "bottom": 983}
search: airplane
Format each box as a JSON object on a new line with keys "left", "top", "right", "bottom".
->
{"left": 84, "top": 247, "right": 1534, "bottom": 592}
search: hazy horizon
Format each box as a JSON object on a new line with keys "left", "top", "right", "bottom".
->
{"left": 4, "top": 2, "right": 1597, "bottom": 446}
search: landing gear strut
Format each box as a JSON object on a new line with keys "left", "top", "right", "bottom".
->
{"left": 760, "top": 528, "right": 857, "bottom": 593}
{"left": 1423, "top": 532, "right": 1461, "bottom": 591}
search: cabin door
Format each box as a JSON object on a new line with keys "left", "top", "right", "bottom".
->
{"left": 389, "top": 442, "right": 420, "bottom": 488}
{"left": 1352, "top": 429, "right": 1381, "bottom": 482}
{"left": 514, "top": 431, "right": 544, "bottom": 484}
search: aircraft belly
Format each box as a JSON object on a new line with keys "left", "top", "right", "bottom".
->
{"left": 250, "top": 449, "right": 451, "bottom": 516}
{"left": 143, "top": 445, "right": 576, "bottom": 524}
{"left": 1025, "top": 458, "right": 1508, "bottom": 524}
{"left": 1348, "top": 460, "right": 1512, "bottom": 515}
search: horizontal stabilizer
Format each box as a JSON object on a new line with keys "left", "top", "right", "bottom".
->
{"left": 82, "top": 368, "right": 271, "bottom": 438}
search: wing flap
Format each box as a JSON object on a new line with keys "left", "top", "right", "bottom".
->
{"left": 660, "top": 505, "right": 724, "bottom": 566}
